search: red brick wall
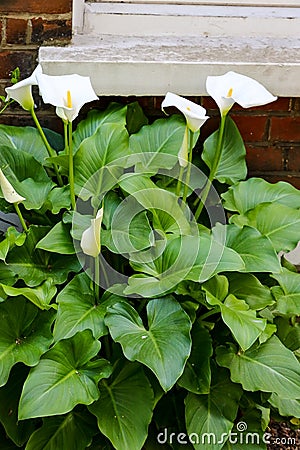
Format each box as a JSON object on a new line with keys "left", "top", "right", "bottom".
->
{"left": 0, "top": 0, "right": 299, "bottom": 187}
{"left": 0, "top": 0, "right": 72, "bottom": 85}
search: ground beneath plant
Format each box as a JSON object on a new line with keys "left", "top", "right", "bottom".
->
{"left": 267, "top": 420, "right": 300, "bottom": 449}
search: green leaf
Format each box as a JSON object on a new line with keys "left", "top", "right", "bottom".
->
{"left": 0, "top": 297, "right": 54, "bottom": 386}
{"left": 269, "top": 393, "right": 300, "bottom": 418}
{"left": 73, "top": 103, "right": 127, "bottom": 152}
{"left": 19, "top": 330, "right": 112, "bottom": 419}
{"left": 102, "top": 209, "right": 153, "bottom": 254}
{"left": 89, "top": 361, "right": 154, "bottom": 450}
{"left": 259, "top": 323, "right": 277, "bottom": 344}
{"left": 0, "top": 146, "right": 53, "bottom": 210}
{"left": 227, "top": 273, "right": 274, "bottom": 310}
{"left": 231, "top": 203, "right": 300, "bottom": 252}
{"left": 45, "top": 186, "right": 71, "bottom": 214}
{"left": 0, "top": 124, "right": 49, "bottom": 164}
{"left": 53, "top": 272, "right": 111, "bottom": 341}
{"left": 0, "top": 364, "right": 35, "bottom": 446}
{"left": 271, "top": 269, "right": 300, "bottom": 315}
{"left": 129, "top": 115, "right": 186, "bottom": 172}
{"left": 43, "top": 128, "right": 64, "bottom": 152}
{"left": 185, "top": 367, "right": 243, "bottom": 450}
{"left": 275, "top": 317, "right": 300, "bottom": 351}
{"left": 202, "top": 116, "right": 247, "bottom": 185}
{"left": 119, "top": 172, "right": 192, "bottom": 235}
{"left": 225, "top": 224, "right": 281, "bottom": 273}
{"left": 0, "top": 262, "right": 16, "bottom": 287}
{"left": 0, "top": 226, "right": 25, "bottom": 261}
{"left": 126, "top": 101, "right": 149, "bottom": 134}
{"left": 220, "top": 295, "right": 267, "bottom": 351}
{"left": 202, "top": 274, "right": 228, "bottom": 305}
{"left": 25, "top": 411, "right": 98, "bottom": 450}
{"left": 74, "top": 122, "right": 129, "bottom": 197}
{"left": 7, "top": 225, "right": 81, "bottom": 286}
{"left": 36, "top": 221, "right": 75, "bottom": 254}
{"left": 1, "top": 279, "right": 57, "bottom": 310}
{"left": 203, "top": 280, "right": 267, "bottom": 351}
{"left": 63, "top": 210, "right": 92, "bottom": 241}
{"left": 105, "top": 297, "right": 192, "bottom": 391}
{"left": 222, "top": 177, "right": 300, "bottom": 214}
{"left": 178, "top": 324, "right": 213, "bottom": 394}
{"left": 126, "top": 231, "right": 243, "bottom": 298}
{"left": 216, "top": 336, "right": 300, "bottom": 399}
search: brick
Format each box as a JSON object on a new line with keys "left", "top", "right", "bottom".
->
{"left": 201, "top": 96, "right": 218, "bottom": 111}
{"left": 0, "top": 0, "right": 72, "bottom": 14}
{"left": 270, "top": 117, "right": 300, "bottom": 142}
{"left": 0, "top": 50, "right": 36, "bottom": 79}
{"left": 246, "top": 146, "right": 283, "bottom": 171}
{"left": 31, "top": 18, "right": 72, "bottom": 44}
{"left": 288, "top": 146, "right": 300, "bottom": 172}
{"left": 6, "top": 18, "right": 28, "bottom": 45}
{"left": 200, "top": 116, "right": 219, "bottom": 141}
{"left": 248, "top": 97, "right": 291, "bottom": 112}
{"left": 292, "top": 98, "right": 300, "bottom": 113}
{"left": 231, "top": 114, "right": 268, "bottom": 142}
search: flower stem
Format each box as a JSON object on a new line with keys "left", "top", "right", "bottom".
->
{"left": 182, "top": 129, "right": 194, "bottom": 204}
{"left": 68, "top": 121, "right": 76, "bottom": 210}
{"left": 94, "top": 254, "right": 100, "bottom": 303}
{"left": 194, "top": 114, "right": 227, "bottom": 220}
{"left": 0, "top": 100, "right": 14, "bottom": 115}
{"left": 14, "top": 203, "right": 28, "bottom": 232}
{"left": 64, "top": 121, "right": 69, "bottom": 154}
{"left": 175, "top": 166, "right": 185, "bottom": 197}
{"left": 30, "top": 108, "right": 63, "bottom": 186}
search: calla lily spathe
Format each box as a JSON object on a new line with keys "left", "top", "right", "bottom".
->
{"left": 161, "top": 92, "right": 209, "bottom": 133}
{"left": 0, "top": 169, "right": 25, "bottom": 204}
{"left": 5, "top": 65, "right": 42, "bottom": 111}
{"left": 206, "top": 71, "right": 277, "bottom": 116}
{"left": 80, "top": 208, "right": 103, "bottom": 258}
{"left": 162, "top": 93, "right": 209, "bottom": 167}
{"left": 35, "top": 72, "right": 98, "bottom": 122}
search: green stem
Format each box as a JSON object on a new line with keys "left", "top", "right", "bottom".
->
{"left": 175, "top": 166, "right": 185, "bottom": 198}
{"left": 94, "top": 254, "right": 100, "bottom": 303}
{"left": 199, "top": 308, "right": 220, "bottom": 321}
{"left": 68, "top": 121, "right": 76, "bottom": 210}
{"left": 14, "top": 203, "right": 28, "bottom": 232}
{"left": 182, "top": 129, "right": 194, "bottom": 204}
{"left": 194, "top": 114, "right": 227, "bottom": 220}
{"left": 0, "top": 100, "right": 14, "bottom": 115}
{"left": 30, "top": 108, "right": 63, "bottom": 186}
{"left": 64, "top": 122, "right": 69, "bottom": 154}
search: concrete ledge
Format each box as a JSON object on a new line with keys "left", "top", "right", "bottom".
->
{"left": 39, "top": 34, "right": 300, "bottom": 97}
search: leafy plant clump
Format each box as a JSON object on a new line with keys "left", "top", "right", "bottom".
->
{"left": 0, "top": 67, "right": 299, "bottom": 450}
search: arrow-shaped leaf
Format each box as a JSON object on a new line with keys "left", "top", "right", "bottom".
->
{"left": 216, "top": 336, "right": 300, "bottom": 399}
{"left": 89, "top": 361, "right": 154, "bottom": 450}
{"left": 105, "top": 297, "right": 192, "bottom": 391}
{"left": 19, "top": 330, "right": 112, "bottom": 419}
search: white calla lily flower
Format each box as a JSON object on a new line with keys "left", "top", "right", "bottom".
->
{"left": 35, "top": 72, "right": 98, "bottom": 122}
{"left": 5, "top": 64, "right": 42, "bottom": 111}
{"left": 80, "top": 208, "right": 103, "bottom": 258}
{"left": 161, "top": 92, "right": 209, "bottom": 132}
{"left": 0, "top": 168, "right": 25, "bottom": 204}
{"left": 206, "top": 71, "right": 277, "bottom": 116}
